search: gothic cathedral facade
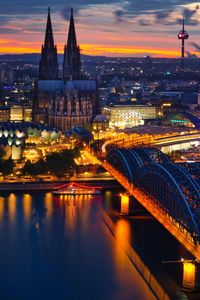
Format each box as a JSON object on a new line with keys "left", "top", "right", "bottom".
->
{"left": 34, "top": 8, "right": 99, "bottom": 131}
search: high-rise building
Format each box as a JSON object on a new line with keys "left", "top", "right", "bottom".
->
{"left": 63, "top": 8, "right": 81, "bottom": 81}
{"left": 39, "top": 8, "right": 58, "bottom": 80}
{"left": 35, "top": 8, "right": 99, "bottom": 130}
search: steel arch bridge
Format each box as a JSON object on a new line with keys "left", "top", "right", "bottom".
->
{"left": 106, "top": 147, "right": 200, "bottom": 246}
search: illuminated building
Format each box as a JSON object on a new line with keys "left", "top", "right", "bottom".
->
{"left": 102, "top": 104, "right": 162, "bottom": 129}
{"left": 23, "top": 148, "right": 41, "bottom": 162}
{"left": 163, "top": 113, "right": 199, "bottom": 128}
{"left": 0, "top": 122, "right": 61, "bottom": 160}
{"left": 35, "top": 8, "right": 99, "bottom": 130}
{"left": 10, "top": 106, "right": 23, "bottom": 121}
{"left": 0, "top": 106, "right": 10, "bottom": 122}
{"left": 23, "top": 107, "right": 32, "bottom": 122}
{"left": 10, "top": 105, "right": 32, "bottom": 122}
{"left": 92, "top": 115, "right": 109, "bottom": 132}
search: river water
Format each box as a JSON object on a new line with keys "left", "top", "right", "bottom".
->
{"left": 0, "top": 190, "right": 198, "bottom": 300}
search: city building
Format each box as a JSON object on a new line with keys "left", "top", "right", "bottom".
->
{"left": 92, "top": 115, "right": 109, "bottom": 132}
{"left": 34, "top": 8, "right": 99, "bottom": 131}
{"left": 102, "top": 104, "right": 162, "bottom": 129}
{"left": 0, "top": 122, "right": 61, "bottom": 160}
{"left": 10, "top": 105, "right": 32, "bottom": 122}
{"left": 39, "top": 8, "right": 58, "bottom": 80}
{"left": 0, "top": 106, "right": 10, "bottom": 122}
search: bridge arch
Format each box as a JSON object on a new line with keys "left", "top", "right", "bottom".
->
{"left": 137, "top": 163, "right": 200, "bottom": 241}
{"left": 106, "top": 148, "right": 143, "bottom": 182}
{"left": 133, "top": 147, "right": 170, "bottom": 164}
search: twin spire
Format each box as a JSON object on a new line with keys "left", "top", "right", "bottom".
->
{"left": 44, "top": 7, "right": 54, "bottom": 50}
{"left": 39, "top": 7, "right": 81, "bottom": 81}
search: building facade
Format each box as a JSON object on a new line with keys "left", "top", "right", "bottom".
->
{"left": 34, "top": 8, "right": 99, "bottom": 131}
{"left": 102, "top": 104, "right": 162, "bottom": 129}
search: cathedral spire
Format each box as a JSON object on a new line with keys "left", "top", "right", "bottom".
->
{"left": 44, "top": 7, "right": 54, "bottom": 49}
{"left": 67, "top": 8, "right": 77, "bottom": 50}
{"left": 39, "top": 7, "right": 58, "bottom": 80}
{"left": 63, "top": 7, "right": 81, "bottom": 81}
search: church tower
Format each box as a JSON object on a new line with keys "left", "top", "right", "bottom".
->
{"left": 63, "top": 8, "right": 81, "bottom": 81}
{"left": 39, "top": 8, "right": 58, "bottom": 80}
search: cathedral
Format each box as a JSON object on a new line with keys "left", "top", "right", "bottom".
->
{"left": 34, "top": 8, "right": 99, "bottom": 131}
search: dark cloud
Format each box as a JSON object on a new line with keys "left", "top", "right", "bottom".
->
{"left": 138, "top": 20, "right": 152, "bottom": 27}
{"left": 0, "top": 0, "right": 200, "bottom": 31}
{"left": 113, "top": 1, "right": 200, "bottom": 27}
{"left": 60, "top": 6, "right": 80, "bottom": 21}
{"left": 113, "top": 9, "right": 126, "bottom": 23}
{"left": 0, "top": 0, "right": 198, "bottom": 16}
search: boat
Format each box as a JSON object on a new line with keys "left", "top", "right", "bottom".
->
{"left": 53, "top": 182, "right": 102, "bottom": 195}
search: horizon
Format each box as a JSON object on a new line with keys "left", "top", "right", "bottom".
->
{"left": 0, "top": 52, "right": 197, "bottom": 59}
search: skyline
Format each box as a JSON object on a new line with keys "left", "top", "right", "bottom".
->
{"left": 1, "top": 1, "right": 200, "bottom": 57}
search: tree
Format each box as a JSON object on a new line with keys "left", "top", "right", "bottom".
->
{"left": 35, "top": 158, "right": 48, "bottom": 174}
{"left": 0, "top": 147, "right": 5, "bottom": 159}
{"left": 73, "top": 145, "right": 82, "bottom": 159}
{"left": 22, "top": 159, "right": 48, "bottom": 177}
{"left": 0, "top": 158, "right": 15, "bottom": 176}
{"left": 46, "top": 150, "right": 76, "bottom": 177}
{"left": 21, "top": 160, "right": 37, "bottom": 177}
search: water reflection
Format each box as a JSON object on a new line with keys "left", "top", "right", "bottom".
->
{"left": 0, "top": 197, "right": 5, "bottom": 221}
{"left": 115, "top": 219, "right": 131, "bottom": 245}
{"left": 104, "top": 190, "right": 112, "bottom": 210}
{"left": 8, "top": 193, "right": 16, "bottom": 222}
{"left": 23, "top": 193, "right": 32, "bottom": 222}
{"left": 0, "top": 191, "right": 160, "bottom": 300}
{"left": 44, "top": 192, "right": 53, "bottom": 222}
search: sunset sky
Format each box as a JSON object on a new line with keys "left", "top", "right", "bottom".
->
{"left": 1, "top": 1, "right": 200, "bottom": 57}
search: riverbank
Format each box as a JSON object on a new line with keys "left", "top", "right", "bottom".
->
{"left": 0, "top": 178, "right": 119, "bottom": 191}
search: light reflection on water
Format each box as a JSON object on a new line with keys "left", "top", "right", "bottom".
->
{"left": 0, "top": 191, "right": 159, "bottom": 300}
{"left": 0, "top": 192, "right": 95, "bottom": 300}
{"left": 23, "top": 193, "right": 32, "bottom": 221}
{"left": 8, "top": 193, "right": 16, "bottom": 223}
{"left": 0, "top": 197, "right": 4, "bottom": 220}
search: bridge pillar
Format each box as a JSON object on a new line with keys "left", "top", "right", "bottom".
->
{"left": 120, "top": 193, "right": 130, "bottom": 215}
{"left": 182, "top": 260, "right": 200, "bottom": 291}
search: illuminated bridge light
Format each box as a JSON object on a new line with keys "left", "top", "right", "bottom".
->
{"left": 120, "top": 193, "right": 130, "bottom": 215}
{"left": 182, "top": 261, "right": 200, "bottom": 291}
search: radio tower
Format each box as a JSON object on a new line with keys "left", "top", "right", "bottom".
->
{"left": 178, "top": 15, "right": 189, "bottom": 69}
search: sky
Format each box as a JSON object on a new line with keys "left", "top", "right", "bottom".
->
{"left": 1, "top": 1, "right": 200, "bottom": 57}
